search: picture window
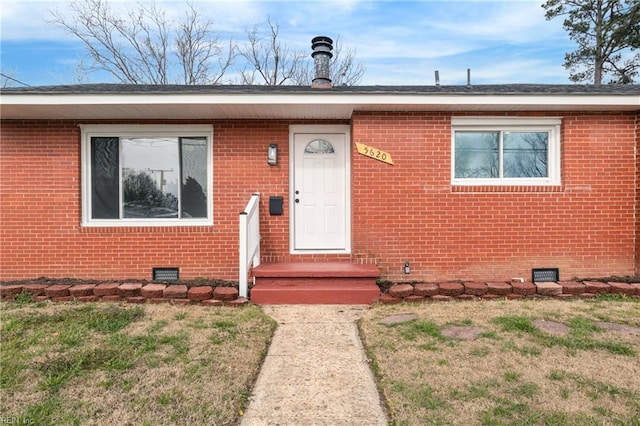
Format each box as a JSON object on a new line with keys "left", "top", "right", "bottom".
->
{"left": 81, "top": 125, "right": 213, "bottom": 226}
{"left": 451, "top": 117, "right": 561, "bottom": 186}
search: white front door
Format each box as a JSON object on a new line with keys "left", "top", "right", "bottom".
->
{"left": 291, "top": 126, "right": 350, "bottom": 252}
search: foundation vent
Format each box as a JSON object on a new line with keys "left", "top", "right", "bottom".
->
{"left": 153, "top": 267, "right": 180, "bottom": 282}
{"left": 532, "top": 268, "right": 559, "bottom": 283}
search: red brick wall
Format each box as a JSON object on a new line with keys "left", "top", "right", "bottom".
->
{"left": 0, "top": 119, "right": 294, "bottom": 281}
{"left": 351, "top": 111, "right": 638, "bottom": 282}
{"left": 636, "top": 112, "right": 640, "bottom": 276}
{"left": 1, "top": 112, "right": 638, "bottom": 282}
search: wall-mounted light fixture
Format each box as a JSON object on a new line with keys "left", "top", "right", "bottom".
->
{"left": 267, "top": 144, "right": 278, "bottom": 165}
{"left": 403, "top": 261, "right": 411, "bottom": 274}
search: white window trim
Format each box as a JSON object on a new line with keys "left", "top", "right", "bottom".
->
{"left": 80, "top": 124, "right": 214, "bottom": 227}
{"left": 451, "top": 117, "right": 561, "bottom": 186}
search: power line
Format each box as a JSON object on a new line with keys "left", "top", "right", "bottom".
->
{"left": 0, "top": 73, "right": 31, "bottom": 87}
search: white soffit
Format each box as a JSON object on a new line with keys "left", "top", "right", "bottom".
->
{"left": 1, "top": 92, "right": 639, "bottom": 120}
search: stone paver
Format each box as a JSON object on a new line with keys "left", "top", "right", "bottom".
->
{"left": 535, "top": 281, "right": 562, "bottom": 296}
{"left": 117, "top": 283, "right": 142, "bottom": 297}
{"left": 69, "top": 284, "right": 96, "bottom": 297}
{"left": 560, "top": 281, "right": 585, "bottom": 295}
{"left": 413, "top": 283, "right": 439, "bottom": 297}
{"left": 0, "top": 285, "right": 23, "bottom": 296}
{"left": 93, "top": 283, "right": 120, "bottom": 296}
{"left": 608, "top": 282, "right": 638, "bottom": 296}
{"left": 241, "top": 305, "right": 387, "bottom": 426}
{"left": 226, "top": 297, "right": 250, "bottom": 307}
{"left": 388, "top": 284, "right": 414, "bottom": 298}
{"left": 439, "top": 282, "right": 464, "bottom": 296}
{"left": 163, "top": 285, "right": 188, "bottom": 299}
{"left": 213, "top": 286, "right": 239, "bottom": 301}
{"left": 45, "top": 285, "right": 71, "bottom": 298}
{"left": 141, "top": 284, "right": 166, "bottom": 299}
{"left": 583, "top": 281, "right": 610, "bottom": 294}
{"left": 188, "top": 286, "right": 214, "bottom": 301}
{"left": 512, "top": 281, "right": 536, "bottom": 296}
{"left": 596, "top": 322, "right": 640, "bottom": 335}
{"left": 487, "top": 282, "right": 512, "bottom": 295}
{"left": 378, "top": 294, "right": 402, "bottom": 304}
{"left": 533, "top": 319, "right": 571, "bottom": 336}
{"left": 464, "top": 282, "right": 488, "bottom": 296}
{"left": 21, "top": 284, "right": 49, "bottom": 296}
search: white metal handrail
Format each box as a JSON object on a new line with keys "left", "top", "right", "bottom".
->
{"left": 239, "top": 193, "right": 261, "bottom": 298}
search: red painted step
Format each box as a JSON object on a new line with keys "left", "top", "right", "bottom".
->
{"left": 250, "top": 262, "right": 380, "bottom": 305}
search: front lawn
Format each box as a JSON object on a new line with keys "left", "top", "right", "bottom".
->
{"left": 359, "top": 297, "right": 640, "bottom": 425}
{"left": 1, "top": 302, "right": 276, "bottom": 425}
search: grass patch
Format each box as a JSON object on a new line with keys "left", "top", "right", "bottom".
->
{"left": 360, "top": 299, "right": 640, "bottom": 425}
{"left": 1, "top": 303, "right": 276, "bottom": 425}
{"left": 493, "top": 312, "right": 636, "bottom": 357}
{"left": 397, "top": 319, "right": 444, "bottom": 341}
{"left": 493, "top": 315, "right": 537, "bottom": 333}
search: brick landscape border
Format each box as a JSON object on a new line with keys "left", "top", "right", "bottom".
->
{"left": 0, "top": 282, "right": 248, "bottom": 307}
{"left": 1, "top": 280, "right": 639, "bottom": 306}
{"left": 379, "top": 280, "right": 640, "bottom": 304}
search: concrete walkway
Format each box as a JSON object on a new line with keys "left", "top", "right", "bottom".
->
{"left": 240, "top": 305, "right": 388, "bottom": 426}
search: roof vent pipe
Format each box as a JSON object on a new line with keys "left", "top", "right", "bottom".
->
{"left": 311, "top": 36, "right": 333, "bottom": 89}
{"left": 467, "top": 68, "right": 471, "bottom": 87}
{"left": 435, "top": 70, "right": 440, "bottom": 86}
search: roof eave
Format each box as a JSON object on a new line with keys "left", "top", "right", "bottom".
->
{"left": 1, "top": 92, "right": 638, "bottom": 120}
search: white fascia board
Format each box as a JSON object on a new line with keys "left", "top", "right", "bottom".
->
{"left": 2, "top": 92, "right": 638, "bottom": 113}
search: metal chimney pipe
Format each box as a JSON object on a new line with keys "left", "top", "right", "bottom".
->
{"left": 311, "top": 36, "right": 333, "bottom": 89}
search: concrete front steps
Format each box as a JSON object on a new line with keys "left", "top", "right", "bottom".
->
{"left": 250, "top": 262, "right": 380, "bottom": 304}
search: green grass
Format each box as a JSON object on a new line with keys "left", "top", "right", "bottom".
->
{"left": 410, "top": 385, "right": 449, "bottom": 410}
{"left": 360, "top": 298, "right": 640, "bottom": 426}
{"left": 493, "top": 314, "right": 636, "bottom": 356}
{"left": 397, "top": 319, "right": 445, "bottom": 342}
{"left": 492, "top": 315, "right": 538, "bottom": 333}
{"left": 1, "top": 303, "right": 276, "bottom": 425}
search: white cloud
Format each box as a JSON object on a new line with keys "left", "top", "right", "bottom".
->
{"left": 0, "top": 0, "right": 575, "bottom": 85}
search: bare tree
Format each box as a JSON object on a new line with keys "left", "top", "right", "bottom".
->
{"left": 503, "top": 132, "right": 548, "bottom": 178}
{"left": 48, "top": 0, "right": 235, "bottom": 84}
{"left": 0, "top": 70, "right": 26, "bottom": 88}
{"left": 238, "top": 17, "right": 307, "bottom": 85}
{"left": 239, "top": 18, "right": 365, "bottom": 86}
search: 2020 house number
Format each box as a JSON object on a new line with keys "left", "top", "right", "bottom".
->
{"left": 355, "top": 142, "right": 394, "bottom": 165}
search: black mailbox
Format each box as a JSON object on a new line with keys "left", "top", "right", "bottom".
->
{"left": 269, "top": 196, "right": 284, "bottom": 215}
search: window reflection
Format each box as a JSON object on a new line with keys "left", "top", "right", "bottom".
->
{"left": 90, "top": 136, "right": 208, "bottom": 220}
{"left": 304, "top": 139, "right": 335, "bottom": 154}
{"left": 454, "top": 132, "right": 499, "bottom": 178}
{"left": 503, "top": 132, "right": 548, "bottom": 178}
{"left": 122, "top": 138, "right": 179, "bottom": 218}
{"left": 454, "top": 131, "right": 549, "bottom": 179}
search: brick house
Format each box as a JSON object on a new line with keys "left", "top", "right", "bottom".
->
{"left": 2, "top": 47, "right": 639, "bottom": 302}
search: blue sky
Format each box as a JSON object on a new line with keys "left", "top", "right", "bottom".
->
{"left": 0, "top": 0, "right": 574, "bottom": 86}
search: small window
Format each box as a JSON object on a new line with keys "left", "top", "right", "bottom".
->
{"left": 81, "top": 125, "right": 213, "bottom": 226}
{"left": 452, "top": 117, "right": 561, "bottom": 186}
{"left": 304, "top": 139, "right": 335, "bottom": 154}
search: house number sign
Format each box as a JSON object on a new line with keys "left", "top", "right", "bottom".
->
{"left": 355, "top": 142, "right": 394, "bottom": 165}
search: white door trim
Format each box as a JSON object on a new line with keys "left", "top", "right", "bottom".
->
{"left": 289, "top": 124, "right": 351, "bottom": 254}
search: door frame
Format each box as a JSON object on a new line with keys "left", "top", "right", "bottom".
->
{"left": 289, "top": 124, "right": 351, "bottom": 254}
